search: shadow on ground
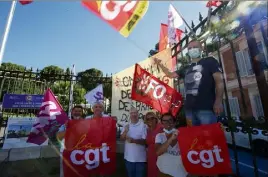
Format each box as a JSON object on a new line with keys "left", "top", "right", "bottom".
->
{"left": 0, "top": 153, "right": 127, "bottom": 177}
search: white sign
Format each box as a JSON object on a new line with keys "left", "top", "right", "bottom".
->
{"left": 112, "top": 49, "right": 174, "bottom": 126}
{"left": 2, "top": 117, "right": 48, "bottom": 149}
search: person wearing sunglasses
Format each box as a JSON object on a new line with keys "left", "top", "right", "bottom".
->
{"left": 145, "top": 112, "right": 163, "bottom": 177}
{"left": 155, "top": 113, "right": 187, "bottom": 177}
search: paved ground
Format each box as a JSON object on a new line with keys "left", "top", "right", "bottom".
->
{"left": 229, "top": 148, "right": 268, "bottom": 177}
{"left": 0, "top": 149, "right": 267, "bottom": 177}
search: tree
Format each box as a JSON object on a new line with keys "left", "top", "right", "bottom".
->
{"left": 0, "top": 62, "right": 25, "bottom": 71}
{"left": 78, "top": 68, "right": 112, "bottom": 99}
{"left": 148, "top": 42, "right": 159, "bottom": 57}
{"left": 51, "top": 81, "right": 86, "bottom": 111}
{"left": 40, "top": 65, "right": 65, "bottom": 82}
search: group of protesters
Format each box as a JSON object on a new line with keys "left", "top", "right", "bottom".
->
{"left": 56, "top": 39, "right": 224, "bottom": 177}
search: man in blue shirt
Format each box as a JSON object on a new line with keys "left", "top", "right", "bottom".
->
{"left": 154, "top": 40, "right": 224, "bottom": 126}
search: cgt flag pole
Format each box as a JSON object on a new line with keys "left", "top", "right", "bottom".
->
{"left": 0, "top": 1, "right": 17, "bottom": 65}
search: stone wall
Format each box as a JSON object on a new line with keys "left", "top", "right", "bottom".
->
{"left": 0, "top": 141, "right": 126, "bottom": 177}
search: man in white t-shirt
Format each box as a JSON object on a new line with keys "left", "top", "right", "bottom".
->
{"left": 120, "top": 107, "right": 147, "bottom": 177}
{"left": 85, "top": 101, "right": 110, "bottom": 119}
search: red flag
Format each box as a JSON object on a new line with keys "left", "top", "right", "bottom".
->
{"left": 82, "top": 1, "right": 149, "bottom": 37}
{"left": 131, "top": 64, "right": 183, "bottom": 116}
{"left": 206, "top": 1, "right": 222, "bottom": 7}
{"left": 27, "top": 88, "right": 69, "bottom": 145}
{"left": 19, "top": 1, "right": 33, "bottom": 5}
{"left": 178, "top": 123, "right": 232, "bottom": 175}
{"left": 159, "top": 23, "right": 183, "bottom": 52}
{"left": 63, "top": 118, "right": 117, "bottom": 177}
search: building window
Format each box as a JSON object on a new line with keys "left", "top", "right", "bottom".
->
{"left": 257, "top": 42, "right": 268, "bottom": 69}
{"left": 223, "top": 97, "right": 241, "bottom": 119}
{"left": 253, "top": 94, "right": 264, "bottom": 118}
{"left": 235, "top": 50, "right": 253, "bottom": 77}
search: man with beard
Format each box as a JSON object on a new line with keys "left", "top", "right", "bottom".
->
{"left": 56, "top": 105, "right": 84, "bottom": 177}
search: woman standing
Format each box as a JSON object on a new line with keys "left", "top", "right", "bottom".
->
{"left": 145, "top": 112, "right": 163, "bottom": 177}
{"left": 155, "top": 113, "right": 187, "bottom": 177}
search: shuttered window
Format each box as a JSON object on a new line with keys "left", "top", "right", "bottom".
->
{"left": 223, "top": 97, "right": 241, "bottom": 119}
{"left": 235, "top": 50, "right": 253, "bottom": 77}
{"left": 253, "top": 94, "right": 264, "bottom": 117}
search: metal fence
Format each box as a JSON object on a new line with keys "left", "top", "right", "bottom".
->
{"left": 0, "top": 68, "right": 112, "bottom": 146}
{"left": 171, "top": 1, "right": 268, "bottom": 177}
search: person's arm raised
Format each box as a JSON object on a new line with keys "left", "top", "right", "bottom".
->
{"left": 154, "top": 58, "right": 179, "bottom": 79}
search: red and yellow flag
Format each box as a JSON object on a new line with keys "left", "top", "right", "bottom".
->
{"left": 82, "top": 1, "right": 149, "bottom": 37}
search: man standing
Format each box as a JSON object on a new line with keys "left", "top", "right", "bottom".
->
{"left": 154, "top": 40, "right": 224, "bottom": 126}
{"left": 120, "top": 107, "right": 147, "bottom": 177}
{"left": 85, "top": 101, "right": 110, "bottom": 119}
{"left": 56, "top": 105, "right": 84, "bottom": 177}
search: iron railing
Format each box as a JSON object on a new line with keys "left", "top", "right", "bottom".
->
{"left": 171, "top": 1, "right": 268, "bottom": 177}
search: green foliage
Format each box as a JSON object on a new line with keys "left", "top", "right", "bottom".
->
{"left": 51, "top": 81, "right": 86, "bottom": 111}
{"left": 0, "top": 62, "right": 25, "bottom": 71}
{"left": 0, "top": 63, "right": 112, "bottom": 112}
{"left": 78, "top": 68, "right": 112, "bottom": 99}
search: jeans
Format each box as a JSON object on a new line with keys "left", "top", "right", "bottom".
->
{"left": 185, "top": 110, "right": 217, "bottom": 126}
{"left": 125, "top": 160, "right": 146, "bottom": 177}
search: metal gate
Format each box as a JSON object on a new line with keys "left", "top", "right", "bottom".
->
{"left": 0, "top": 68, "right": 112, "bottom": 147}
{"left": 171, "top": 1, "right": 268, "bottom": 177}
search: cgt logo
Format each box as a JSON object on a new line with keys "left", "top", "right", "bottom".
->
{"left": 187, "top": 145, "right": 224, "bottom": 168}
{"left": 70, "top": 143, "right": 110, "bottom": 170}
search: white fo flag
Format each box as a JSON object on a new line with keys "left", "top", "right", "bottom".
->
{"left": 84, "top": 84, "right": 104, "bottom": 105}
{"left": 168, "top": 4, "right": 183, "bottom": 45}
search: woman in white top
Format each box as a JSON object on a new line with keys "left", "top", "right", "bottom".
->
{"left": 155, "top": 113, "right": 188, "bottom": 177}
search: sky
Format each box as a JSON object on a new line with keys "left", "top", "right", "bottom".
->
{"left": 0, "top": 1, "right": 209, "bottom": 74}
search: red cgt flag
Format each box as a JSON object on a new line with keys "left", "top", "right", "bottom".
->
{"left": 63, "top": 118, "right": 117, "bottom": 177}
{"left": 131, "top": 64, "right": 183, "bottom": 116}
{"left": 82, "top": 1, "right": 149, "bottom": 37}
{"left": 27, "top": 88, "right": 69, "bottom": 145}
{"left": 178, "top": 123, "right": 232, "bottom": 175}
{"left": 19, "top": 1, "right": 33, "bottom": 5}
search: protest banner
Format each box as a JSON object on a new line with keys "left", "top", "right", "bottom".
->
{"left": 63, "top": 117, "right": 117, "bottom": 177}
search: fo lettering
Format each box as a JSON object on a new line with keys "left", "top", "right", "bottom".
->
{"left": 143, "top": 79, "right": 166, "bottom": 99}
{"left": 70, "top": 143, "right": 110, "bottom": 170}
{"left": 187, "top": 145, "right": 224, "bottom": 168}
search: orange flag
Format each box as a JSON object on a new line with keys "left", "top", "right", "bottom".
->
{"left": 159, "top": 23, "right": 183, "bottom": 52}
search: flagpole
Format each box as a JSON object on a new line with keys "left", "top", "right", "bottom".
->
{"left": 170, "top": 3, "right": 196, "bottom": 38}
{"left": 68, "top": 64, "right": 75, "bottom": 117}
{"left": 0, "top": 1, "right": 17, "bottom": 65}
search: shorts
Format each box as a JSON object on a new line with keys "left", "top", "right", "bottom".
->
{"left": 185, "top": 110, "right": 217, "bottom": 126}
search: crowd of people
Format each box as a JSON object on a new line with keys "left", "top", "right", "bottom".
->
{"left": 56, "top": 39, "right": 224, "bottom": 177}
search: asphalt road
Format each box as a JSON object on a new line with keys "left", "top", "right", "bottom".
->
{"left": 229, "top": 148, "right": 268, "bottom": 177}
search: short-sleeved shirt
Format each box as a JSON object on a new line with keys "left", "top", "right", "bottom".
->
{"left": 177, "top": 57, "right": 222, "bottom": 110}
{"left": 121, "top": 120, "right": 147, "bottom": 162}
{"left": 155, "top": 132, "right": 180, "bottom": 156}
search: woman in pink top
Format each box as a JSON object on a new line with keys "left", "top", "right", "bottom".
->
{"left": 145, "top": 112, "right": 163, "bottom": 177}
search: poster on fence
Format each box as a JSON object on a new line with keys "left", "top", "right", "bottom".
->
{"left": 2, "top": 117, "right": 48, "bottom": 149}
{"left": 112, "top": 49, "right": 174, "bottom": 126}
